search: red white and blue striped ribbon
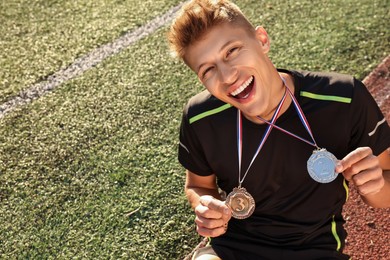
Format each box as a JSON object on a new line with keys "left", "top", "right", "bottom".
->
{"left": 256, "top": 78, "right": 319, "bottom": 149}
{"left": 237, "top": 88, "right": 287, "bottom": 187}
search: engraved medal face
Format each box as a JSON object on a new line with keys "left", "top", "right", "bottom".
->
{"left": 225, "top": 187, "right": 255, "bottom": 219}
{"left": 307, "top": 149, "right": 338, "bottom": 183}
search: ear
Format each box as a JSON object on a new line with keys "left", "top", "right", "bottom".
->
{"left": 255, "top": 26, "right": 270, "bottom": 53}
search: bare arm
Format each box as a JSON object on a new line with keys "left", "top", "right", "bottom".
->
{"left": 336, "top": 148, "right": 390, "bottom": 208}
{"left": 185, "top": 170, "right": 231, "bottom": 237}
{"left": 185, "top": 170, "right": 222, "bottom": 209}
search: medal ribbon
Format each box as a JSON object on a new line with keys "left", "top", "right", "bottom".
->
{"left": 237, "top": 89, "right": 287, "bottom": 187}
{"left": 256, "top": 78, "right": 319, "bottom": 149}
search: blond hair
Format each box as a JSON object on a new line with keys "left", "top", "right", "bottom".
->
{"left": 167, "top": 0, "right": 255, "bottom": 60}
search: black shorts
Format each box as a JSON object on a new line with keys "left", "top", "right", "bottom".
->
{"left": 212, "top": 243, "right": 350, "bottom": 260}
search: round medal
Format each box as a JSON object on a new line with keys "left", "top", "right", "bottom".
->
{"left": 225, "top": 187, "right": 255, "bottom": 219}
{"left": 307, "top": 149, "right": 338, "bottom": 183}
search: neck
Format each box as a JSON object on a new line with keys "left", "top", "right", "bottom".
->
{"left": 245, "top": 72, "right": 295, "bottom": 124}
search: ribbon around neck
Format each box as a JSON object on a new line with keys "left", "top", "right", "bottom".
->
{"left": 237, "top": 88, "right": 287, "bottom": 187}
{"left": 256, "top": 77, "right": 319, "bottom": 149}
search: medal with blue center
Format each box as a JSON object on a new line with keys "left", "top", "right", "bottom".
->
{"left": 307, "top": 148, "right": 338, "bottom": 183}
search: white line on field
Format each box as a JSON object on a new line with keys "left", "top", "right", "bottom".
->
{"left": 0, "top": 1, "right": 188, "bottom": 119}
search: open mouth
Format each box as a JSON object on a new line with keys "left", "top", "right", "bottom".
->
{"left": 230, "top": 76, "right": 254, "bottom": 99}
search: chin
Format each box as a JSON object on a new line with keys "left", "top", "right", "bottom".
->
{"left": 242, "top": 101, "right": 263, "bottom": 115}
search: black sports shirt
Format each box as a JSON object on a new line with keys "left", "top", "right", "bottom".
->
{"left": 178, "top": 70, "right": 390, "bottom": 259}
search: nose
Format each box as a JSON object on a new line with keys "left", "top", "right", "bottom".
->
{"left": 219, "top": 63, "right": 238, "bottom": 85}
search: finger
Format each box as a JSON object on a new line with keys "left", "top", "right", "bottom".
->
{"left": 355, "top": 177, "right": 385, "bottom": 196}
{"left": 195, "top": 215, "right": 225, "bottom": 229}
{"left": 341, "top": 154, "right": 379, "bottom": 181}
{"left": 195, "top": 203, "right": 222, "bottom": 219}
{"left": 336, "top": 147, "right": 373, "bottom": 174}
{"left": 196, "top": 224, "right": 227, "bottom": 238}
{"left": 352, "top": 165, "right": 382, "bottom": 187}
{"left": 200, "top": 196, "right": 231, "bottom": 220}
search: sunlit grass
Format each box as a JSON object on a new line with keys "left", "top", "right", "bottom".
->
{"left": 0, "top": 0, "right": 183, "bottom": 103}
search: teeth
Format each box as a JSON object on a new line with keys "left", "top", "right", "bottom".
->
{"left": 231, "top": 76, "right": 253, "bottom": 96}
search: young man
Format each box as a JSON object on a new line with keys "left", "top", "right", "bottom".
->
{"left": 167, "top": 0, "right": 390, "bottom": 259}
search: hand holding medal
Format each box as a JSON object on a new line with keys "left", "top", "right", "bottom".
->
{"left": 195, "top": 195, "right": 232, "bottom": 237}
{"left": 336, "top": 147, "right": 386, "bottom": 197}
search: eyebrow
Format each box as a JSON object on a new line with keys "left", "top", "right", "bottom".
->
{"left": 197, "top": 40, "right": 236, "bottom": 73}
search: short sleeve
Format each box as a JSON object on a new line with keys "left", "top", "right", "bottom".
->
{"left": 178, "top": 109, "right": 213, "bottom": 176}
{"left": 348, "top": 78, "right": 390, "bottom": 155}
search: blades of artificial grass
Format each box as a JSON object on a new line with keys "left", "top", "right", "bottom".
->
{"left": 0, "top": 0, "right": 183, "bottom": 103}
{"left": 0, "top": 28, "right": 199, "bottom": 259}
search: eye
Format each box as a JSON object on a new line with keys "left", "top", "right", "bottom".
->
{"left": 226, "top": 46, "right": 240, "bottom": 57}
{"left": 201, "top": 66, "right": 214, "bottom": 79}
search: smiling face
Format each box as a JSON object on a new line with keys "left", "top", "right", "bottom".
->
{"left": 184, "top": 23, "right": 284, "bottom": 122}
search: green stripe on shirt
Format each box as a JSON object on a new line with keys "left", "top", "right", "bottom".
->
{"left": 189, "top": 103, "right": 232, "bottom": 124}
{"left": 300, "top": 91, "right": 352, "bottom": 103}
{"left": 331, "top": 215, "right": 342, "bottom": 251}
{"left": 343, "top": 178, "right": 349, "bottom": 202}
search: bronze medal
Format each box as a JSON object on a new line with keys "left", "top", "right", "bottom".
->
{"left": 225, "top": 187, "right": 255, "bottom": 219}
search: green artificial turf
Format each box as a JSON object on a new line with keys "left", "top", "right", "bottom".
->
{"left": 0, "top": 27, "right": 199, "bottom": 258}
{"left": 0, "top": 0, "right": 183, "bottom": 103}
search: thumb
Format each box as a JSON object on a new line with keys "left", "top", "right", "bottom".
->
{"left": 200, "top": 195, "right": 231, "bottom": 216}
{"left": 335, "top": 160, "right": 345, "bottom": 173}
